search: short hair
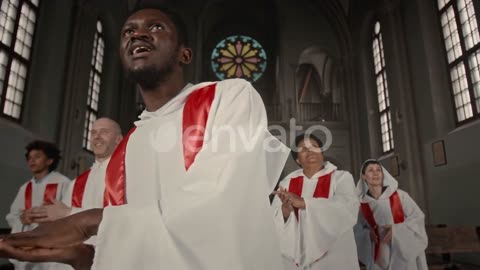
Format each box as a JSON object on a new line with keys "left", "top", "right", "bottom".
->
{"left": 130, "top": 1, "right": 189, "bottom": 47}
{"left": 361, "top": 159, "right": 381, "bottom": 175}
{"left": 25, "top": 140, "right": 61, "bottom": 172}
{"left": 291, "top": 133, "right": 324, "bottom": 160}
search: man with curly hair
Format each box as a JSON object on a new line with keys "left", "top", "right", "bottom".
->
{"left": 6, "top": 140, "right": 71, "bottom": 270}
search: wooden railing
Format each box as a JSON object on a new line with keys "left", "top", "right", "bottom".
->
{"left": 297, "top": 102, "right": 342, "bottom": 122}
{"left": 264, "top": 102, "right": 343, "bottom": 123}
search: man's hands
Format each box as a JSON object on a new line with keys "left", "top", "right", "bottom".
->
{"left": 20, "top": 209, "right": 45, "bottom": 225}
{"left": 0, "top": 209, "right": 103, "bottom": 270}
{"left": 20, "top": 200, "right": 72, "bottom": 225}
{"left": 0, "top": 241, "right": 94, "bottom": 270}
{"left": 4, "top": 209, "right": 102, "bottom": 249}
{"left": 31, "top": 200, "right": 72, "bottom": 223}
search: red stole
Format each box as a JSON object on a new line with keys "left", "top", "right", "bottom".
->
{"left": 182, "top": 83, "right": 216, "bottom": 170}
{"left": 287, "top": 172, "right": 333, "bottom": 221}
{"left": 71, "top": 169, "right": 92, "bottom": 208}
{"left": 103, "top": 83, "right": 217, "bottom": 206}
{"left": 44, "top": 184, "right": 59, "bottom": 204}
{"left": 24, "top": 182, "right": 32, "bottom": 209}
{"left": 360, "top": 191, "right": 405, "bottom": 261}
{"left": 24, "top": 182, "right": 59, "bottom": 209}
{"left": 104, "top": 127, "right": 136, "bottom": 206}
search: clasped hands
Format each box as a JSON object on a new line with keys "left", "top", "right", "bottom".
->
{"left": 369, "top": 224, "right": 393, "bottom": 244}
{"left": 273, "top": 187, "right": 305, "bottom": 220}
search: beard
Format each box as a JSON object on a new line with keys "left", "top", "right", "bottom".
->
{"left": 125, "top": 54, "right": 177, "bottom": 91}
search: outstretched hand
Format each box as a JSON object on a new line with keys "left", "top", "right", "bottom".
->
{"left": 0, "top": 241, "right": 94, "bottom": 270}
{"left": 0, "top": 208, "right": 103, "bottom": 270}
{"left": 2, "top": 211, "right": 98, "bottom": 249}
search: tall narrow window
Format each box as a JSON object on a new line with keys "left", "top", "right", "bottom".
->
{"left": 438, "top": 0, "right": 480, "bottom": 123}
{"left": 372, "top": 21, "right": 394, "bottom": 153}
{"left": 83, "top": 20, "right": 104, "bottom": 151}
{"left": 0, "top": 0, "right": 40, "bottom": 120}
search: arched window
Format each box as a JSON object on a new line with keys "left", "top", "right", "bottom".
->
{"left": 0, "top": 0, "right": 40, "bottom": 120}
{"left": 438, "top": 0, "right": 480, "bottom": 123}
{"left": 372, "top": 21, "right": 394, "bottom": 153}
{"left": 83, "top": 20, "right": 104, "bottom": 151}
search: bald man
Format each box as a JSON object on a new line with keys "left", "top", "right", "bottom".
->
{"left": 28, "top": 118, "right": 123, "bottom": 224}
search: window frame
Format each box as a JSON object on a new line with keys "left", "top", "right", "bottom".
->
{"left": 82, "top": 18, "right": 105, "bottom": 152}
{"left": 0, "top": 0, "right": 41, "bottom": 121}
{"left": 372, "top": 20, "right": 395, "bottom": 154}
{"left": 437, "top": 0, "right": 480, "bottom": 125}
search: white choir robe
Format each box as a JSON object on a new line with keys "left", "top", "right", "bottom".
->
{"left": 6, "top": 171, "right": 73, "bottom": 270}
{"left": 62, "top": 159, "right": 109, "bottom": 245}
{"left": 354, "top": 164, "right": 428, "bottom": 270}
{"left": 92, "top": 78, "right": 290, "bottom": 270}
{"left": 272, "top": 162, "right": 360, "bottom": 270}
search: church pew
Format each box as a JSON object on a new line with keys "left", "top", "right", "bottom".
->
{"left": 426, "top": 225, "right": 480, "bottom": 269}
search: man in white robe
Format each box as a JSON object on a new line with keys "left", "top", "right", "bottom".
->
{"left": 354, "top": 159, "right": 428, "bottom": 270}
{"left": 6, "top": 140, "right": 72, "bottom": 270}
{"left": 272, "top": 134, "right": 360, "bottom": 270}
{"left": 26, "top": 118, "right": 123, "bottom": 248}
{"left": 30, "top": 118, "right": 123, "bottom": 221}
{"left": 0, "top": 4, "right": 290, "bottom": 270}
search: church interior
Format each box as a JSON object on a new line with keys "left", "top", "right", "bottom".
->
{"left": 0, "top": 0, "right": 479, "bottom": 268}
